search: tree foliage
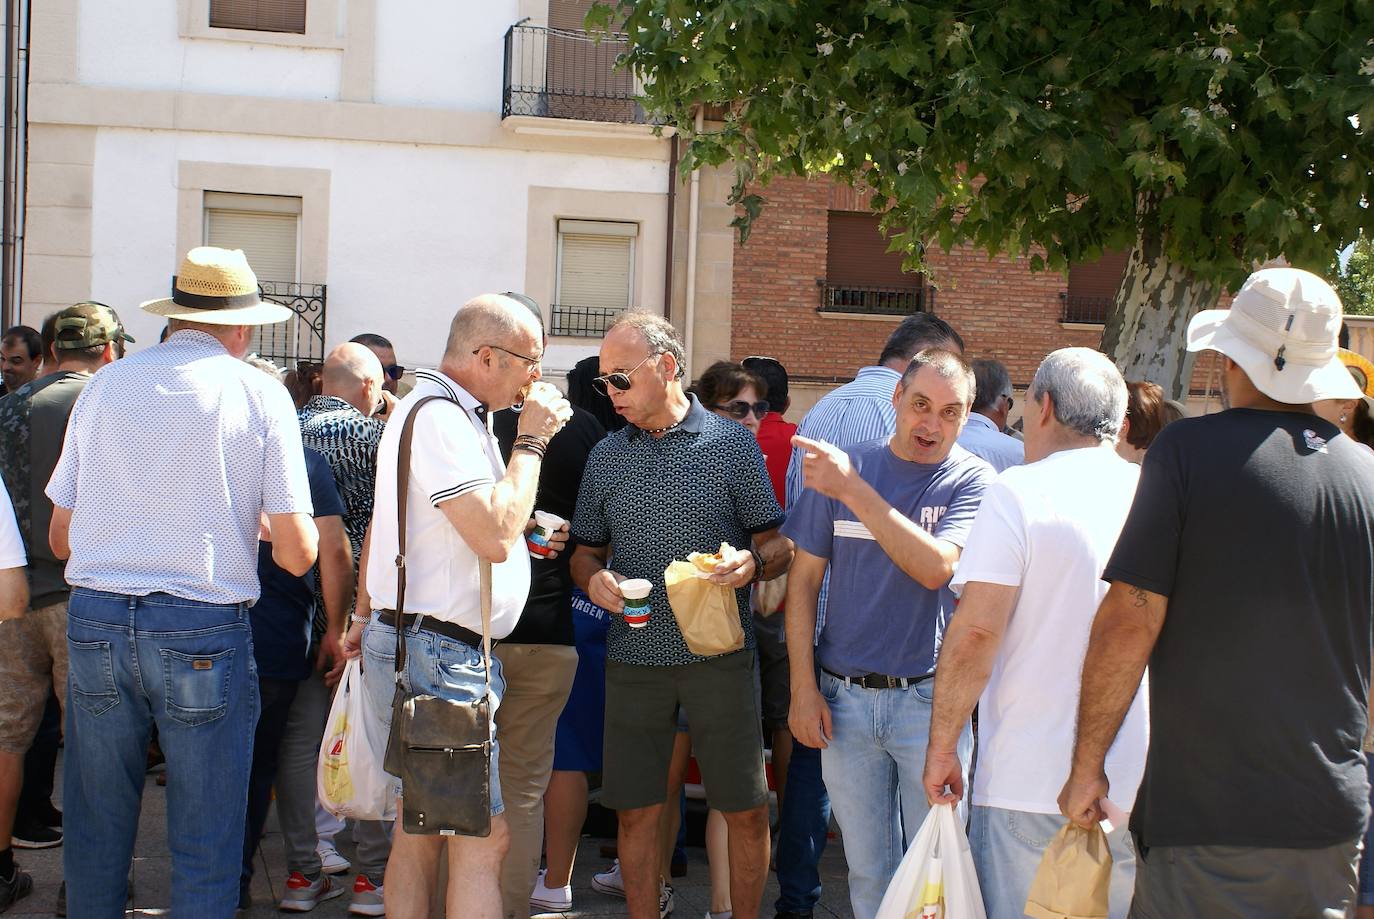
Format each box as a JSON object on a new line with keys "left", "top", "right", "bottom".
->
{"left": 597, "top": 0, "right": 1374, "bottom": 293}
{"left": 1333, "top": 233, "right": 1374, "bottom": 315}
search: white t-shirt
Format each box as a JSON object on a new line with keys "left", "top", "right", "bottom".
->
{"left": 951, "top": 445, "right": 1148, "bottom": 814}
{"left": 0, "top": 486, "right": 25, "bottom": 569}
{"left": 365, "top": 369, "right": 530, "bottom": 638}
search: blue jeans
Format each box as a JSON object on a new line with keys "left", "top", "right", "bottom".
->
{"left": 1360, "top": 753, "right": 1374, "bottom": 906}
{"left": 774, "top": 742, "right": 830, "bottom": 914}
{"left": 361, "top": 616, "right": 506, "bottom": 815}
{"left": 819, "top": 671, "right": 971, "bottom": 919}
{"left": 64, "top": 588, "right": 259, "bottom": 918}
{"left": 970, "top": 805, "right": 1136, "bottom": 919}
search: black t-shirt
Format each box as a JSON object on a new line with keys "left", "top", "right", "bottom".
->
{"left": 1106, "top": 409, "right": 1374, "bottom": 848}
{"left": 494, "top": 405, "right": 605, "bottom": 645}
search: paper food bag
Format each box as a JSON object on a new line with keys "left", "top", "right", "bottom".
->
{"left": 664, "top": 560, "right": 744, "bottom": 657}
{"left": 1024, "top": 823, "right": 1113, "bottom": 919}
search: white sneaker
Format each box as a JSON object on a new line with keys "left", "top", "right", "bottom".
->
{"left": 660, "top": 882, "right": 674, "bottom": 918}
{"left": 591, "top": 860, "right": 625, "bottom": 899}
{"left": 530, "top": 868, "right": 572, "bottom": 912}
{"left": 316, "top": 842, "right": 351, "bottom": 876}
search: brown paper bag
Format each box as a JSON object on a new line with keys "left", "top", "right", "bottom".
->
{"left": 664, "top": 560, "right": 745, "bottom": 656}
{"left": 1024, "top": 823, "right": 1112, "bottom": 919}
{"left": 754, "top": 572, "right": 788, "bottom": 617}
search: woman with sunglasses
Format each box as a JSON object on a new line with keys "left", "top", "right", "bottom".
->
{"left": 689, "top": 361, "right": 770, "bottom": 437}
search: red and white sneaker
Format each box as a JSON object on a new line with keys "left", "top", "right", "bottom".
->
{"left": 279, "top": 871, "right": 345, "bottom": 912}
{"left": 349, "top": 873, "right": 385, "bottom": 916}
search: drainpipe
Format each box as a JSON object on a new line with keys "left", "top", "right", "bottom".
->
{"left": 682, "top": 106, "right": 703, "bottom": 378}
{"left": 662, "top": 134, "right": 676, "bottom": 319}
{"left": 0, "top": 0, "right": 15, "bottom": 330}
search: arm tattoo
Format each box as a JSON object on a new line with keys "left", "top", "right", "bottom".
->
{"left": 1128, "top": 586, "right": 1149, "bottom": 608}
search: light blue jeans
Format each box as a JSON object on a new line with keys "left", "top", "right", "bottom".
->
{"left": 361, "top": 616, "right": 506, "bottom": 815}
{"left": 818, "top": 670, "right": 971, "bottom": 919}
{"left": 970, "top": 805, "right": 1136, "bottom": 919}
{"left": 64, "top": 588, "right": 259, "bottom": 918}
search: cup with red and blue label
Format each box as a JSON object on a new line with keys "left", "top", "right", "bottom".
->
{"left": 527, "top": 511, "right": 565, "bottom": 558}
{"left": 619, "top": 578, "right": 653, "bottom": 628}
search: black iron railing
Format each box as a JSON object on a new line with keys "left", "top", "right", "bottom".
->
{"left": 250, "top": 281, "right": 327, "bottom": 367}
{"left": 551, "top": 303, "right": 622, "bottom": 337}
{"left": 819, "top": 282, "right": 930, "bottom": 316}
{"left": 1060, "top": 293, "right": 1111, "bottom": 324}
{"left": 501, "top": 24, "right": 656, "bottom": 124}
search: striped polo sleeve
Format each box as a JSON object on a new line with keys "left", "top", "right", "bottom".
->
{"left": 409, "top": 400, "right": 496, "bottom": 506}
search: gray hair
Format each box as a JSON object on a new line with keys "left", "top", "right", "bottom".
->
{"left": 607, "top": 311, "right": 686, "bottom": 378}
{"left": 899, "top": 348, "right": 976, "bottom": 406}
{"left": 971, "top": 359, "right": 1012, "bottom": 412}
{"left": 445, "top": 294, "right": 537, "bottom": 360}
{"left": 1029, "top": 347, "right": 1127, "bottom": 442}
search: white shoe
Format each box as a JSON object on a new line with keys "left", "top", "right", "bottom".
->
{"left": 660, "top": 883, "right": 674, "bottom": 918}
{"left": 591, "top": 860, "right": 625, "bottom": 898}
{"left": 316, "top": 842, "right": 351, "bottom": 876}
{"left": 530, "top": 869, "right": 572, "bottom": 912}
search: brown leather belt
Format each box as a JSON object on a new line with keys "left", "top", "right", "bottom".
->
{"left": 821, "top": 666, "right": 934, "bottom": 690}
{"left": 376, "top": 610, "right": 483, "bottom": 650}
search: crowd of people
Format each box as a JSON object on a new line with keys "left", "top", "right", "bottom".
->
{"left": 0, "top": 246, "right": 1373, "bottom": 919}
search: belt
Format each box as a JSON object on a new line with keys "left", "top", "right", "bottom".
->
{"left": 821, "top": 666, "right": 933, "bottom": 690}
{"left": 376, "top": 610, "right": 484, "bottom": 650}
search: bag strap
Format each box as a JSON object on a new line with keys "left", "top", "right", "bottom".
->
{"left": 393, "top": 395, "right": 494, "bottom": 693}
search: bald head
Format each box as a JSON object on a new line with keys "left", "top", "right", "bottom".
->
{"left": 322, "top": 341, "right": 384, "bottom": 416}
{"left": 444, "top": 294, "right": 543, "bottom": 361}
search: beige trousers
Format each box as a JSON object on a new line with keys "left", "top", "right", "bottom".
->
{"left": 493, "top": 642, "right": 579, "bottom": 919}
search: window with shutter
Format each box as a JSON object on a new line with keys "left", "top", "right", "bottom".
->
{"left": 553, "top": 219, "right": 636, "bottom": 337}
{"left": 203, "top": 192, "right": 302, "bottom": 284}
{"left": 1064, "top": 250, "right": 1130, "bottom": 323}
{"left": 209, "top": 0, "right": 306, "bottom": 34}
{"left": 822, "top": 212, "right": 926, "bottom": 315}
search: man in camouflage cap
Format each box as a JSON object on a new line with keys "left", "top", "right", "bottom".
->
{"left": 0, "top": 301, "right": 129, "bottom": 911}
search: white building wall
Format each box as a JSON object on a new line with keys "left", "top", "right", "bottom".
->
{"left": 373, "top": 1, "right": 518, "bottom": 111}
{"left": 88, "top": 127, "right": 667, "bottom": 372}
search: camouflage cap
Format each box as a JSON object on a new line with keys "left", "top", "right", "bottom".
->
{"left": 52, "top": 301, "right": 135, "bottom": 350}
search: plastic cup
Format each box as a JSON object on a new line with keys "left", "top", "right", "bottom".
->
{"left": 619, "top": 578, "right": 653, "bottom": 628}
{"left": 526, "top": 511, "right": 565, "bottom": 558}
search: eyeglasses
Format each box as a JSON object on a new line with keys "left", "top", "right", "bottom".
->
{"left": 473, "top": 344, "right": 542, "bottom": 369}
{"left": 713, "top": 400, "right": 770, "bottom": 420}
{"left": 742, "top": 355, "right": 782, "bottom": 369}
{"left": 383, "top": 363, "right": 406, "bottom": 381}
{"left": 1002, "top": 393, "right": 1015, "bottom": 410}
{"left": 593, "top": 352, "right": 661, "bottom": 395}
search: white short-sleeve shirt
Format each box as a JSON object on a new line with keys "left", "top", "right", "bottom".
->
{"left": 0, "top": 485, "right": 25, "bottom": 569}
{"left": 951, "top": 445, "right": 1147, "bottom": 814}
{"left": 365, "top": 369, "right": 530, "bottom": 638}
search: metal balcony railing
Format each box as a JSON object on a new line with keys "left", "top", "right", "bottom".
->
{"left": 249, "top": 281, "right": 327, "bottom": 367}
{"left": 551, "top": 303, "right": 623, "bottom": 337}
{"left": 1060, "top": 293, "right": 1111, "bottom": 324}
{"left": 819, "top": 281, "right": 931, "bottom": 316}
{"left": 501, "top": 24, "right": 656, "bottom": 125}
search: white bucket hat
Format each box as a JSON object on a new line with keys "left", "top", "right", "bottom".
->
{"left": 141, "top": 246, "right": 294, "bottom": 325}
{"left": 1186, "top": 267, "right": 1360, "bottom": 404}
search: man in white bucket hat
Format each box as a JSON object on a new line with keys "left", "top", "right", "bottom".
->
{"left": 1059, "top": 267, "right": 1374, "bottom": 916}
{"left": 46, "top": 246, "right": 318, "bottom": 915}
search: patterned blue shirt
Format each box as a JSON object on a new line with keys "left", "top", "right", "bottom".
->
{"left": 46, "top": 330, "right": 313, "bottom": 604}
{"left": 572, "top": 394, "right": 785, "bottom": 666}
{"left": 785, "top": 365, "right": 902, "bottom": 632}
{"left": 298, "top": 395, "right": 384, "bottom": 563}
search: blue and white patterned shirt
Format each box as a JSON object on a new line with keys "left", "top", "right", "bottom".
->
{"left": 46, "top": 330, "right": 313, "bottom": 604}
{"left": 785, "top": 365, "right": 902, "bottom": 632}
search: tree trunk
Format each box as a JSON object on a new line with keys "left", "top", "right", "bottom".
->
{"left": 1100, "top": 220, "right": 1221, "bottom": 400}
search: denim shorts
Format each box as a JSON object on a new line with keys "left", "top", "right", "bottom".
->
{"left": 361, "top": 616, "right": 506, "bottom": 816}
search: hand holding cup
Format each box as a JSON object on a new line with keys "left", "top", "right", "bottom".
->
{"left": 518, "top": 381, "right": 573, "bottom": 441}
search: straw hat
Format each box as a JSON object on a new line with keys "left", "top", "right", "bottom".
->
{"left": 1186, "top": 267, "right": 1360, "bottom": 404}
{"left": 140, "top": 247, "right": 294, "bottom": 325}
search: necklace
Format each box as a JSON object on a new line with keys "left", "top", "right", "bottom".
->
{"left": 641, "top": 418, "right": 682, "bottom": 435}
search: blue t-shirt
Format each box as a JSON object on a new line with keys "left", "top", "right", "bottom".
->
{"left": 782, "top": 438, "right": 993, "bottom": 677}
{"left": 250, "top": 448, "right": 347, "bottom": 681}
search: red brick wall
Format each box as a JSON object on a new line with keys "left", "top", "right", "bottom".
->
{"left": 730, "top": 174, "right": 1231, "bottom": 395}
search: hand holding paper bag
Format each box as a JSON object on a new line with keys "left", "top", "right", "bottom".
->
{"left": 665, "top": 543, "right": 746, "bottom": 656}
{"left": 1024, "top": 823, "right": 1113, "bottom": 919}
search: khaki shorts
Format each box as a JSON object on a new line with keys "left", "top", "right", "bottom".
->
{"left": 0, "top": 600, "right": 68, "bottom": 754}
{"left": 603, "top": 650, "right": 767, "bottom": 814}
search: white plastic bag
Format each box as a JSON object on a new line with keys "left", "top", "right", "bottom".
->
{"left": 876, "top": 803, "right": 987, "bottom": 919}
{"left": 317, "top": 659, "right": 395, "bottom": 821}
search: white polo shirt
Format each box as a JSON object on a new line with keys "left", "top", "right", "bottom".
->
{"left": 365, "top": 369, "right": 529, "bottom": 638}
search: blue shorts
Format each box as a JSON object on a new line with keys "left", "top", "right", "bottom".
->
{"left": 361, "top": 615, "right": 506, "bottom": 816}
{"left": 553, "top": 590, "right": 609, "bottom": 773}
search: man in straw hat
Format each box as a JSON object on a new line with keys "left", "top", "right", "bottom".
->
{"left": 46, "top": 247, "right": 319, "bottom": 916}
{"left": 1058, "top": 267, "right": 1374, "bottom": 916}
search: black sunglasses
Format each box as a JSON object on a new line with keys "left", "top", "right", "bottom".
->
{"left": 593, "top": 352, "right": 661, "bottom": 395}
{"left": 383, "top": 363, "right": 406, "bottom": 381}
{"left": 714, "top": 400, "right": 770, "bottom": 420}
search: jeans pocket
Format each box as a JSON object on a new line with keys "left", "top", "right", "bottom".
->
{"left": 819, "top": 673, "right": 842, "bottom": 704}
{"left": 67, "top": 638, "right": 119, "bottom": 717}
{"left": 161, "top": 648, "right": 234, "bottom": 726}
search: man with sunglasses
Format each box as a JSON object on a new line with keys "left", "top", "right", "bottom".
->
{"left": 351, "top": 332, "right": 406, "bottom": 397}
{"left": 957, "top": 358, "right": 1024, "bottom": 473}
{"left": 570, "top": 312, "right": 794, "bottom": 919}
